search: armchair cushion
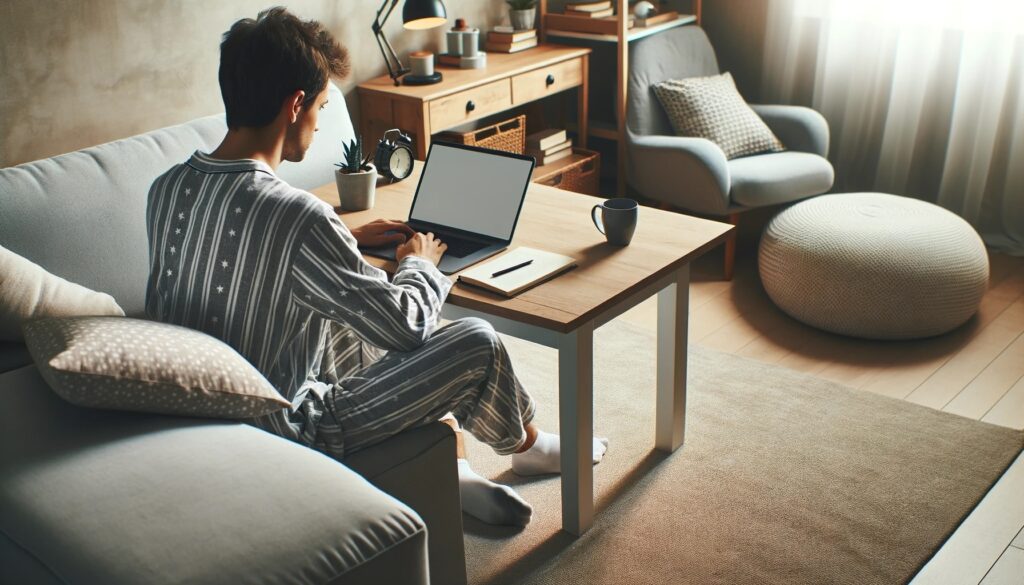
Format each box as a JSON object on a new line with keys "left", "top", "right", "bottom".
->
{"left": 729, "top": 151, "right": 835, "bottom": 208}
{"left": 653, "top": 72, "right": 785, "bottom": 159}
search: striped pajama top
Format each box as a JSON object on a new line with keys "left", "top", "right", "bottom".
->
{"left": 145, "top": 151, "right": 452, "bottom": 442}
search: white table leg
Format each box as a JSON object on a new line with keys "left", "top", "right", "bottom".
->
{"left": 656, "top": 265, "right": 690, "bottom": 452}
{"left": 559, "top": 320, "right": 595, "bottom": 535}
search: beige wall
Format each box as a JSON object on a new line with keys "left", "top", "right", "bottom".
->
{"left": 0, "top": 0, "right": 768, "bottom": 168}
{"left": 0, "top": 0, "right": 505, "bottom": 167}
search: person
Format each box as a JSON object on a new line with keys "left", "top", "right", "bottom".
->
{"left": 145, "top": 7, "right": 607, "bottom": 528}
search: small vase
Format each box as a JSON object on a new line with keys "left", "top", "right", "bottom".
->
{"left": 510, "top": 8, "right": 536, "bottom": 31}
{"left": 334, "top": 165, "right": 377, "bottom": 212}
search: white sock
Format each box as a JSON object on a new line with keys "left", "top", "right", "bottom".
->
{"left": 457, "top": 459, "right": 533, "bottom": 527}
{"left": 511, "top": 430, "right": 609, "bottom": 476}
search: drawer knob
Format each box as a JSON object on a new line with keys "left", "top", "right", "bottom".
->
{"left": 466, "top": 100, "right": 476, "bottom": 112}
{"left": 546, "top": 74, "right": 555, "bottom": 86}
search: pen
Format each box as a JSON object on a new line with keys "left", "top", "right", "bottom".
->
{"left": 492, "top": 259, "right": 533, "bottom": 278}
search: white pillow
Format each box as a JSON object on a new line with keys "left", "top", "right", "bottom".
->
{"left": 0, "top": 245, "right": 124, "bottom": 341}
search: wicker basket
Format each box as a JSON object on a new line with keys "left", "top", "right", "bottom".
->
{"left": 436, "top": 115, "right": 526, "bottom": 155}
{"left": 533, "top": 148, "right": 601, "bottom": 195}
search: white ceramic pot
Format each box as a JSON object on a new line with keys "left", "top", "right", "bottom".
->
{"left": 510, "top": 8, "right": 535, "bottom": 31}
{"left": 334, "top": 164, "right": 377, "bottom": 211}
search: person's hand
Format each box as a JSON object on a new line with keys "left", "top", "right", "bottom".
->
{"left": 396, "top": 232, "right": 447, "bottom": 266}
{"left": 350, "top": 219, "right": 415, "bottom": 248}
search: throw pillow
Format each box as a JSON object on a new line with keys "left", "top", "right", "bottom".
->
{"left": 653, "top": 72, "right": 785, "bottom": 159}
{"left": 22, "top": 316, "right": 290, "bottom": 419}
{"left": 0, "top": 245, "right": 124, "bottom": 341}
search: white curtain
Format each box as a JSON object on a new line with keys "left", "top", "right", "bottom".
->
{"left": 762, "top": 0, "right": 1024, "bottom": 254}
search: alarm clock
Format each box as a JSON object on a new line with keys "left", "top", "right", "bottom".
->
{"left": 373, "top": 129, "right": 415, "bottom": 182}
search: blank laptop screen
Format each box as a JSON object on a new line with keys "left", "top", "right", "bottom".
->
{"left": 409, "top": 143, "right": 534, "bottom": 240}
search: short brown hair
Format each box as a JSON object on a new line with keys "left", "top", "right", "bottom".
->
{"left": 219, "top": 7, "right": 350, "bottom": 129}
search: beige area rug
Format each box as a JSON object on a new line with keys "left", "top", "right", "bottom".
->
{"left": 460, "top": 321, "right": 1024, "bottom": 585}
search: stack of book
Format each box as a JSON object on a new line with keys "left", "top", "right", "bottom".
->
{"left": 526, "top": 129, "right": 573, "bottom": 165}
{"left": 564, "top": 0, "right": 613, "bottom": 18}
{"left": 484, "top": 27, "right": 538, "bottom": 53}
{"left": 545, "top": 1, "right": 634, "bottom": 35}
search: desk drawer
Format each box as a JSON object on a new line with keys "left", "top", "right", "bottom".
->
{"left": 429, "top": 79, "right": 512, "bottom": 131}
{"left": 511, "top": 57, "right": 584, "bottom": 105}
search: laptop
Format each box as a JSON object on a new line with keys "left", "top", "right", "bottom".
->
{"left": 360, "top": 141, "right": 536, "bottom": 275}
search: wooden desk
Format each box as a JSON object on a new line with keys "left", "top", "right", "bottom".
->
{"left": 312, "top": 165, "right": 732, "bottom": 535}
{"left": 357, "top": 44, "right": 591, "bottom": 160}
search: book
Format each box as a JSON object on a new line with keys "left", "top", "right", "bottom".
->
{"left": 564, "top": 1, "right": 611, "bottom": 11}
{"left": 636, "top": 11, "right": 679, "bottom": 27}
{"left": 488, "top": 29, "right": 536, "bottom": 44}
{"left": 526, "top": 128, "right": 568, "bottom": 151}
{"left": 484, "top": 37, "right": 538, "bottom": 53}
{"left": 457, "top": 247, "right": 577, "bottom": 297}
{"left": 493, "top": 25, "right": 516, "bottom": 33}
{"left": 527, "top": 139, "right": 572, "bottom": 161}
{"left": 532, "top": 146, "right": 574, "bottom": 165}
{"left": 566, "top": 7, "right": 614, "bottom": 18}
{"left": 436, "top": 53, "right": 461, "bottom": 67}
{"left": 544, "top": 13, "right": 634, "bottom": 35}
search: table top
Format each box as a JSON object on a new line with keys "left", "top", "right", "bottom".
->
{"left": 356, "top": 44, "right": 591, "bottom": 103}
{"left": 311, "top": 164, "right": 732, "bottom": 333}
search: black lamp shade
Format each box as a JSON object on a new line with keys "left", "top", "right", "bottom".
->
{"left": 403, "top": 0, "right": 447, "bottom": 29}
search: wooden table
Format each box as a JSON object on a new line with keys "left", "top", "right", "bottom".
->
{"left": 357, "top": 44, "right": 591, "bottom": 160}
{"left": 311, "top": 166, "right": 732, "bottom": 535}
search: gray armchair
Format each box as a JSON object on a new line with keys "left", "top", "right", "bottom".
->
{"left": 626, "top": 26, "right": 834, "bottom": 278}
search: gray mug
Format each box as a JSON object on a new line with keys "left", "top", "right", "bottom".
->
{"left": 592, "top": 198, "right": 638, "bottom": 246}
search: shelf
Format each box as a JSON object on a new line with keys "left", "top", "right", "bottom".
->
{"left": 545, "top": 14, "right": 696, "bottom": 43}
{"left": 533, "top": 150, "right": 595, "bottom": 183}
{"left": 587, "top": 121, "right": 618, "bottom": 141}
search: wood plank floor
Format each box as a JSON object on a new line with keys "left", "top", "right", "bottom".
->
{"left": 617, "top": 214, "right": 1024, "bottom": 585}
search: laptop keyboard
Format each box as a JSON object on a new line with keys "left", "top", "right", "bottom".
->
{"left": 440, "top": 236, "right": 489, "bottom": 258}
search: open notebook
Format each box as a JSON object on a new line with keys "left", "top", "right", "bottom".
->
{"left": 457, "top": 247, "right": 577, "bottom": 297}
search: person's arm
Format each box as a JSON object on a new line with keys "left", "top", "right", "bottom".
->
{"left": 290, "top": 212, "right": 452, "bottom": 352}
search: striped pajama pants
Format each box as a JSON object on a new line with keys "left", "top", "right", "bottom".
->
{"left": 304, "top": 317, "right": 537, "bottom": 460}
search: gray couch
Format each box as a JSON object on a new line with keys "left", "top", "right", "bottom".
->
{"left": 0, "top": 82, "right": 467, "bottom": 585}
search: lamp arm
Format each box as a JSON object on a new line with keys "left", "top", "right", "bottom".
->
{"left": 373, "top": 0, "right": 409, "bottom": 86}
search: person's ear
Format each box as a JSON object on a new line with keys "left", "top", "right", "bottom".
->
{"left": 286, "top": 90, "right": 306, "bottom": 124}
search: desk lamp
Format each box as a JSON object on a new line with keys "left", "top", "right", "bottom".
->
{"left": 373, "top": 0, "right": 447, "bottom": 86}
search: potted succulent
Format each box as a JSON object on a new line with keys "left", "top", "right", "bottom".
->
{"left": 506, "top": 0, "right": 537, "bottom": 31}
{"left": 334, "top": 136, "right": 377, "bottom": 211}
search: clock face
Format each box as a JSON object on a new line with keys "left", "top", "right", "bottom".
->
{"left": 389, "top": 147, "right": 413, "bottom": 180}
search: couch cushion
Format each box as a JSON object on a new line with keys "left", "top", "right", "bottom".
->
{"left": 0, "top": 365, "right": 427, "bottom": 585}
{"left": 23, "top": 316, "right": 290, "bottom": 419}
{"left": 0, "top": 83, "right": 351, "bottom": 318}
{"left": 728, "top": 151, "right": 835, "bottom": 208}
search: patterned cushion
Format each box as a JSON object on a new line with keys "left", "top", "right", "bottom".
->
{"left": 653, "top": 72, "right": 785, "bottom": 159}
{"left": 22, "top": 316, "right": 290, "bottom": 418}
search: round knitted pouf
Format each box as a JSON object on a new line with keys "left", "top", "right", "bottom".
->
{"left": 758, "top": 193, "right": 989, "bottom": 340}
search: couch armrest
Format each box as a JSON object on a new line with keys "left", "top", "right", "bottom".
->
{"left": 626, "top": 133, "right": 731, "bottom": 216}
{"left": 752, "top": 104, "right": 830, "bottom": 157}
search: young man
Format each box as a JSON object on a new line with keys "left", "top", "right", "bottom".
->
{"left": 145, "top": 7, "right": 607, "bottom": 528}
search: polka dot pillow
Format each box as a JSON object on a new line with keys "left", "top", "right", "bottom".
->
{"left": 22, "top": 316, "right": 290, "bottom": 419}
{"left": 653, "top": 71, "right": 785, "bottom": 160}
